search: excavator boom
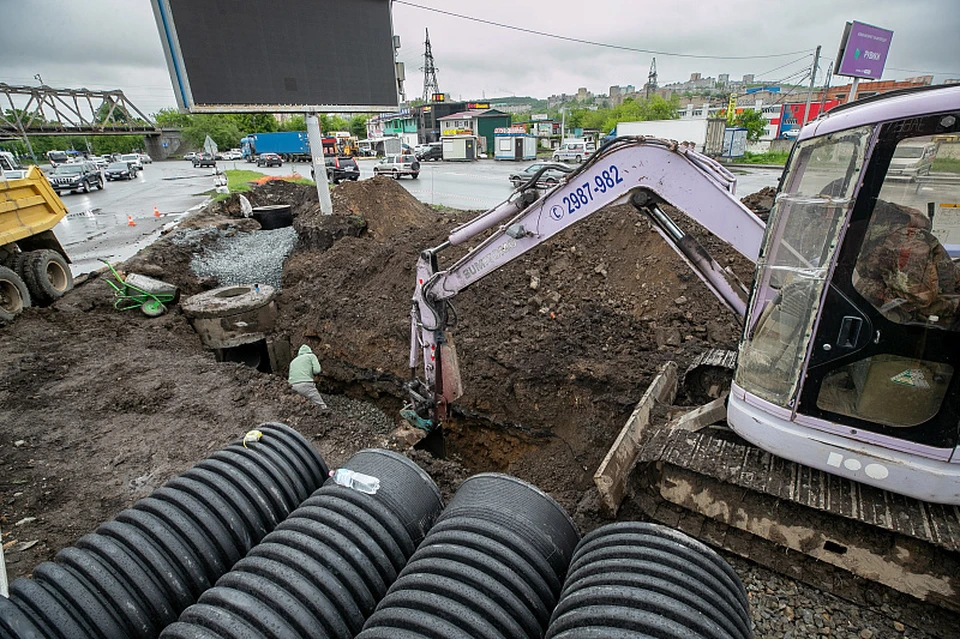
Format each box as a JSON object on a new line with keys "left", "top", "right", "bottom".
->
{"left": 407, "top": 137, "right": 766, "bottom": 425}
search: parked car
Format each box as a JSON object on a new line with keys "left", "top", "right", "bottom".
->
{"left": 256, "top": 153, "right": 282, "bottom": 167}
{"left": 183, "top": 152, "right": 199, "bottom": 161}
{"left": 373, "top": 154, "right": 420, "bottom": 179}
{"left": 323, "top": 156, "right": 360, "bottom": 184}
{"left": 508, "top": 161, "right": 575, "bottom": 188}
{"left": 48, "top": 162, "right": 103, "bottom": 194}
{"left": 193, "top": 153, "right": 217, "bottom": 168}
{"left": 417, "top": 142, "right": 443, "bottom": 162}
{"left": 104, "top": 161, "right": 136, "bottom": 181}
{"left": 139, "top": 153, "right": 153, "bottom": 164}
{"left": 119, "top": 153, "right": 144, "bottom": 172}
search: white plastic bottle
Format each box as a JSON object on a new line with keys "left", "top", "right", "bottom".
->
{"left": 329, "top": 468, "right": 381, "bottom": 495}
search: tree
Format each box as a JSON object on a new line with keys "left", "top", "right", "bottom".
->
{"left": 182, "top": 114, "right": 242, "bottom": 150}
{"left": 153, "top": 108, "right": 192, "bottom": 128}
{"left": 279, "top": 115, "right": 306, "bottom": 132}
{"left": 732, "top": 109, "right": 767, "bottom": 142}
{"left": 228, "top": 113, "right": 278, "bottom": 134}
{"left": 347, "top": 115, "right": 368, "bottom": 138}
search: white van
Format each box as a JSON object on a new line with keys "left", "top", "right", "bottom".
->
{"left": 552, "top": 139, "right": 594, "bottom": 163}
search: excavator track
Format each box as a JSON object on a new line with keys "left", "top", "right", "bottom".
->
{"left": 629, "top": 426, "right": 960, "bottom": 614}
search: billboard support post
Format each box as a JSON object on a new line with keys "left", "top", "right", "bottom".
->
{"left": 847, "top": 78, "right": 861, "bottom": 104}
{"left": 307, "top": 114, "right": 333, "bottom": 216}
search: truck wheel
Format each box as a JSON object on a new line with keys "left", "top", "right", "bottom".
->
{"left": 575, "top": 155, "right": 582, "bottom": 163}
{"left": 0, "top": 265, "right": 31, "bottom": 324}
{"left": 23, "top": 249, "right": 74, "bottom": 306}
{"left": 411, "top": 173, "right": 419, "bottom": 179}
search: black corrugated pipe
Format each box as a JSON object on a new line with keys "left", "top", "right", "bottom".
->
{"left": 357, "top": 473, "right": 581, "bottom": 639}
{"left": 159, "top": 448, "right": 443, "bottom": 639}
{"left": 0, "top": 423, "right": 326, "bottom": 639}
{"left": 545, "top": 522, "right": 753, "bottom": 639}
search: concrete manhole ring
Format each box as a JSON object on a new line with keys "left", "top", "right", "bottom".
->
{"left": 181, "top": 284, "right": 276, "bottom": 319}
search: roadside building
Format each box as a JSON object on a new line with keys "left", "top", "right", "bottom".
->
{"left": 365, "top": 110, "right": 418, "bottom": 149}
{"left": 437, "top": 108, "right": 511, "bottom": 156}
{"left": 413, "top": 100, "right": 491, "bottom": 145}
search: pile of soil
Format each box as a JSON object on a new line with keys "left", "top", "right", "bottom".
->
{"left": 0, "top": 176, "right": 751, "bottom": 579}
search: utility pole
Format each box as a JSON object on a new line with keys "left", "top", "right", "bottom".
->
{"left": 420, "top": 28, "right": 440, "bottom": 103}
{"left": 646, "top": 58, "right": 658, "bottom": 99}
{"left": 801, "top": 45, "right": 821, "bottom": 127}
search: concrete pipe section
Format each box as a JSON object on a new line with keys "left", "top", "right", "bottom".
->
{"left": 545, "top": 522, "right": 753, "bottom": 639}
{"left": 181, "top": 284, "right": 278, "bottom": 351}
{"left": 0, "top": 423, "right": 327, "bottom": 639}
{"left": 160, "top": 449, "right": 444, "bottom": 639}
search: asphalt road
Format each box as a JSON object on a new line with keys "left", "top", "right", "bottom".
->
{"left": 51, "top": 158, "right": 782, "bottom": 275}
{"left": 51, "top": 161, "right": 217, "bottom": 275}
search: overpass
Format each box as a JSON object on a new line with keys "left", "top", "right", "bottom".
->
{"left": 0, "top": 83, "right": 184, "bottom": 159}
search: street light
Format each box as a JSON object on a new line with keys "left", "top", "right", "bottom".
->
{"left": 34, "top": 74, "right": 43, "bottom": 85}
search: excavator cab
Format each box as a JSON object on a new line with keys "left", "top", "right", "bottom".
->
{"left": 732, "top": 88, "right": 960, "bottom": 503}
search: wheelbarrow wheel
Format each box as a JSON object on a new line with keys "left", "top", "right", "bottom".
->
{"left": 141, "top": 299, "right": 166, "bottom": 317}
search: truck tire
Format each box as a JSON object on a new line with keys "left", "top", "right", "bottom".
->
{"left": 22, "top": 250, "right": 74, "bottom": 306}
{"left": 0, "top": 265, "right": 31, "bottom": 324}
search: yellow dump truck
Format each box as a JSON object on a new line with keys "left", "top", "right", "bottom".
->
{"left": 0, "top": 165, "right": 74, "bottom": 324}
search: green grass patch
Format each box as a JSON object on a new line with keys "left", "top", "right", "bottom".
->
{"left": 205, "top": 170, "right": 317, "bottom": 201}
{"left": 224, "top": 169, "right": 267, "bottom": 192}
{"left": 932, "top": 157, "right": 960, "bottom": 173}
{"left": 730, "top": 150, "right": 790, "bottom": 166}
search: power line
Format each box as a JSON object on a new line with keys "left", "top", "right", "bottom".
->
{"left": 393, "top": 1, "right": 812, "bottom": 60}
{"left": 754, "top": 54, "right": 813, "bottom": 81}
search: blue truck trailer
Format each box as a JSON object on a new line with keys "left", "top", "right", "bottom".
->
{"left": 240, "top": 131, "right": 311, "bottom": 162}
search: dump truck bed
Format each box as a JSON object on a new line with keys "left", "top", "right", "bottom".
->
{"left": 0, "top": 166, "right": 68, "bottom": 248}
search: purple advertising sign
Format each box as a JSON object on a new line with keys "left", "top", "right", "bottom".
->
{"left": 836, "top": 21, "right": 894, "bottom": 79}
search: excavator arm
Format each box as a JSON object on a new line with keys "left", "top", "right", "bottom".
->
{"left": 405, "top": 136, "right": 766, "bottom": 429}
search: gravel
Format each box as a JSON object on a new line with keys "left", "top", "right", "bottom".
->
{"left": 728, "top": 555, "right": 946, "bottom": 639}
{"left": 185, "top": 226, "right": 298, "bottom": 290}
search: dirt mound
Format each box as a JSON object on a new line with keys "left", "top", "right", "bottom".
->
{"left": 741, "top": 185, "right": 777, "bottom": 220}
{"left": 210, "top": 179, "right": 319, "bottom": 219}
{"left": 276, "top": 197, "right": 750, "bottom": 484}
{"left": 330, "top": 176, "right": 435, "bottom": 240}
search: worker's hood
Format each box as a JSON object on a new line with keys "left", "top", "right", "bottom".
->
{"left": 298, "top": 345, "right": 313, "bottom": 356}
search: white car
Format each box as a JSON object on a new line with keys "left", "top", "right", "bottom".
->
{"left": 139, "top": 153, "right": 153, "bottom": 164}
{"left": 119, "top": 153, "right": 144, "bottom": 171}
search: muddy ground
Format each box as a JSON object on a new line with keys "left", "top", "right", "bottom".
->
{"left": 0, "top": 176, "right": 950, "bottom": 636}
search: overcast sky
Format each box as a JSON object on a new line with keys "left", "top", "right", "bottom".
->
{"left": 1, "top": 0, "right": 957, "bottom": 117}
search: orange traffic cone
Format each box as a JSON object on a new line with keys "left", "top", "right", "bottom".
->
{"left": 127, "top": 215, "right": 136, "bottom": 226}
{"left": 153, "top": 206, "right": 161, "bottom": 218}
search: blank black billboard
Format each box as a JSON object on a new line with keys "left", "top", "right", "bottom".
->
{"left": 154, "top": 0, "right": 398, "bottom": 111}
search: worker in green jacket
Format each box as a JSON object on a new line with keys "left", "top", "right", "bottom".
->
{"left": 288, "top": 344, "right": 330, "bottom": 411}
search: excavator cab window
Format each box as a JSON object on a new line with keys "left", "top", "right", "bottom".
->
{"left": 737, "top": 127, "right": 870, "bottom": 407}
{"left": 813, "top": 123, "right": 960, "bottom": 431}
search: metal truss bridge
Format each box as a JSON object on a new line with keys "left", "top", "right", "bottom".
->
{"left": 0, "top": 83, "right": 160, "bottom": 140}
